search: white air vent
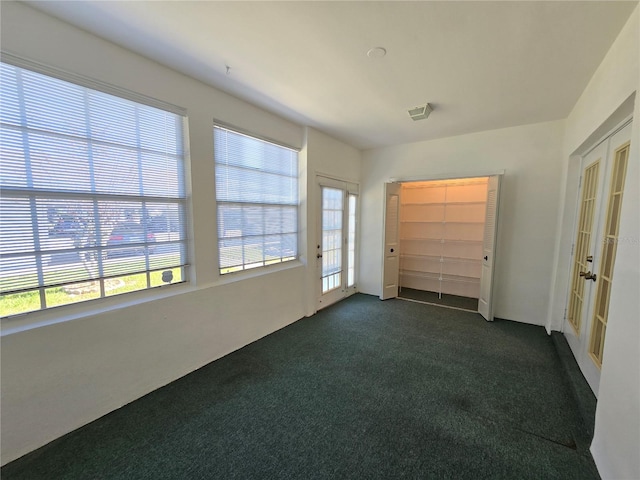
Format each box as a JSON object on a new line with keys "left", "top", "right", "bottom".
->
{"left": 408, "top": 103, "right": 433, "bottom": 121}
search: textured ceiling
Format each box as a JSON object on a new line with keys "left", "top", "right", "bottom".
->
{"left": 27, "top": 1, "right": 638, "bottom": 149}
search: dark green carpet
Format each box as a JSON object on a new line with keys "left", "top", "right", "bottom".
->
{"left": 551, "top": 332, "right": 597, "bottom": 440}
{"left": 2, "top": 294, "right": 599, "bottom": 479}
{"left": 399, "top": 287, "right": 479, "bottom": 311}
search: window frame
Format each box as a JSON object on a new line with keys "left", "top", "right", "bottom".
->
{"left": 0, "top": 54, "right": 191, "bottom": 319}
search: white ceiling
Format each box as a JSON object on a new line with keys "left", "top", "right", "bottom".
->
{"left": 27, "top": 1, "right": 638, "bottom": 149}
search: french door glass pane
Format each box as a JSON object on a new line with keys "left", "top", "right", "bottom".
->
{"left": 322, "top": 187, "right": 343, "bottom": 294}
{"left": 567, "top": 160, "right": 599, "bottom": 333}
{"left": 588, "top": 144, "right": 629, "bottom": 367}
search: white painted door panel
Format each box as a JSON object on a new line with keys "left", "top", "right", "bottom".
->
{"left": 564, "top": 141, "right": 607, "bottom": 367}
{"left": 381, "top": 182, "right": 401, "bottom": 300}
{"left": 478, "top": 175, "right": 501, "bottom": 321}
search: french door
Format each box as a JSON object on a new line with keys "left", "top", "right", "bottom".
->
{"left": 317, "top": 177, "right": 358, "bottom": 310}
{"left": 564, "top": 120, "right": 632, "bottom": 395}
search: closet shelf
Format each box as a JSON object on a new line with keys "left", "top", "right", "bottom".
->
{"left": 400, "top": 270, "right": 440, "bottom": 280}
{"left": 399, "top": 180, "right": 488, "bottom": 298}
{"left": 400, "top": 254, "right": 482, "bottom": 263}
{"left": 400, "top": 270, "right": 481, "bottom": 284}
{"left": 400, "top": 221, "right": 486, "bottom": 225}
{"left": 400, "top": 237, "right": 484, "bottom": 244}
{"left": 401, "top": 201, "right": 487, "bottom": 207}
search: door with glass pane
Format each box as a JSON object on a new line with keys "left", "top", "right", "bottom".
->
{"left": 564, "top": 120, "right": 631, "bottom": 395}
{"left": 317, "top": 178, "right": 358, "bottom": 310}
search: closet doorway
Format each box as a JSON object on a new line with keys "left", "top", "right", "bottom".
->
{"left": 382, "top": 175, "right": 502, "bottom": 320}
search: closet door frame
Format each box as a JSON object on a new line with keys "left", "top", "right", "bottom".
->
{"left": 384, "top": 170, "right": 505, "bottom": 313}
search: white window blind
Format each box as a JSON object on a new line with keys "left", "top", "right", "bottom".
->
{"left": 214, "top": 126, "right": 298, "bottom": 274}
{"left": 0, "top": 61, "right": 188, "bottom": 317}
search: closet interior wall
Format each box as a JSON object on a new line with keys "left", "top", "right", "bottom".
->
{"left": 399, "top": 178, "right": 489, "bottom": 299}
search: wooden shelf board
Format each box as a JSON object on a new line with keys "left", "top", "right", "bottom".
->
{"left": 400, "top": 254, "right": 481, "bottom": 263}
{"left": 400, "top": 237, "right": 483, "bottom": 243}
{"left": 401, "top": 201, "right": 487, "bottom": 206}
{"left": 400, "top": 220, "right": 486, "bottom": 224}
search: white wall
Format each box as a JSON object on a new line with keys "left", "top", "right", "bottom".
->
{"left": 0, "top": 2, "right": 361, "bottom": 464}
{"left": 548, "top": 6, "right": 639, "bottom": 479}
{"left": 360, "top": 120, "right": 564, "bottom": 325}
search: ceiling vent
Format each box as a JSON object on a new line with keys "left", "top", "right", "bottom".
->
{"left": 408, "top": 103, "right": 433, "bottom": 121}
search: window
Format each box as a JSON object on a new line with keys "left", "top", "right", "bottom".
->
{"left": 214, "top": 125, "right": 298, "bottom": 274}
{"left": 0, "top": 61, "right": 188, "bottom": 318}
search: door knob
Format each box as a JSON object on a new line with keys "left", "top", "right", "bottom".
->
{"left": 317, "top": 253, "right": 322, "bottom": 258}
{"left": 580, "top": 271, "right": 597, "bottom": 281}
{"left": 586, "top": 256, "right": 593, "bottom": 262}
{"left": 483, "top": 255, "right": 488, "bottom": 261}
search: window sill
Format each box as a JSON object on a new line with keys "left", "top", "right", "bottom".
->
{"left": 207, "top": 259, "right": 304, "bottom": 288}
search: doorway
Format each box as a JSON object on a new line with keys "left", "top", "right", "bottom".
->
{"left": 382, "top": 174, "right": 502, "bottom": 320}
{"left": 564, "top": 120, "right": 632, "bottom": 396}
{"left": 398, "top": 177, "right": 488, "bottom": 311}
{"left": 317, "top": 176, "right": 358, "bottom": 310}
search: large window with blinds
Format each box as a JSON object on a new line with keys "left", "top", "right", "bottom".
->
{"left": 214, "top": 125, "right": 298, "bottom": 274}
{"left": 0, "top": 61, "right": 188, "bottom": 318}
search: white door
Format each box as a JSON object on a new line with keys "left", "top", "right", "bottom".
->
{"left": 478, "top": 175, "right": 502, "bottom": 320}
{"left": 564, "top": 121, "right": 632, "bottom": 395}
{"left": 317, "top": 178, "right": 358, "bottom": 310}
{"left": 381, "top": 182, "right": 401, "bottom": 300}
{"left": 564, "top": 141, "right": 607, "bottom": 378}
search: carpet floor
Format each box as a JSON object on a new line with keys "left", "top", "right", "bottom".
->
{"left": 1, "top": 294, "right": 599, "bottom": 479}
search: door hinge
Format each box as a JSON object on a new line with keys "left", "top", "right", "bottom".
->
{"left": 578, "top": 175, "right": 582, "bottom": 188}
{"left": 563, "top": 308, "right": 567, "bottom": 320}
{"left": 571, "top": 244, "right": 574, "bottom": 256}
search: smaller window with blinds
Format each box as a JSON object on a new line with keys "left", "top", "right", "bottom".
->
{"left": 214, "top": 125, "right": 299, "bottom": 274}
{"left": 0, "top": 61, "right": 189, "bottom": 318}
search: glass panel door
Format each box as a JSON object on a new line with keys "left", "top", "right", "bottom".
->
{"left": 564, "top": 119, "right": 631, "bottom": 396}
{"left": 317, "top": 178, "right": 358, "bottom": 310}
{"left": 567, "top": 160, "right": 600, "bottom": 334}
{"left": 588, "top": 141, "right": 629, "bottom": 367}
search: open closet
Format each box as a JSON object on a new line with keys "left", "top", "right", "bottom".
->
{"left": 398, "top": 177, "right": 489, "bottom": 310}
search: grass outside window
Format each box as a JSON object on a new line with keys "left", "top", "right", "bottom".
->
{"left": 1, "top": 267, "right": 183, "bottom": 318}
